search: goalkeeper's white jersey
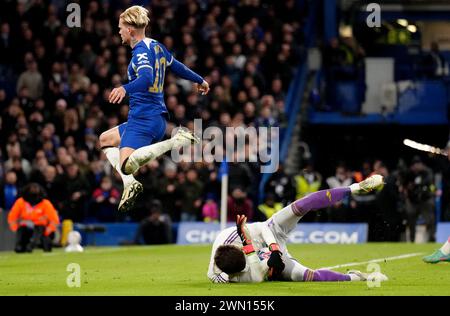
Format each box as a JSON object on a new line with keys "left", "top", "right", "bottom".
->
{"left": 207, "top": 222, "right": 277, "bottom": 283}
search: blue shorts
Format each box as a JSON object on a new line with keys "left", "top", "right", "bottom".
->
{"left": 118, "top": 115, "right": 167, "bottom": 149}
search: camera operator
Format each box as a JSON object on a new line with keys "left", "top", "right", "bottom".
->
{"left": 401, "top": 156, "right": 436, "bottom": 242}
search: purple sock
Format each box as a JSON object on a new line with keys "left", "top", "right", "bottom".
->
{"left": 291, "top": 187, "right": 350, "bottom": 217}
{"left": 304, "top": 269, "right": 351, "bottom": 282}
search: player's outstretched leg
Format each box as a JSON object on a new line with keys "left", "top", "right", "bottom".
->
{"left": 300, "top": 268, "right": 388, "bottom": 283}
{"left": 300, "top": 268, "right": 388, "bottom": 282}
{"left": 100, "top": 126, "right": 144, "bottom": 213}
{"left": 103, "top": 146, "right": 143, "bottom": 212}
{"left": 346, "top": 270, "right": 388, "bottom": 282}
{"left": 284, "top": 257, "right": 388, "bottom": 282}
{"left": 123, "top": 127, "right": 200, "bottom": 175}
{"left": 423, "top": 236, "right": 450, "bottom": 263}
{"left": 302, "top": 268, "right": 351, "bottom": 282}
{"left": 350, "top": 174, "right": 384, "bottom": 194}
{"left": 270, "top": 174, "right": 384, "bottom": 233}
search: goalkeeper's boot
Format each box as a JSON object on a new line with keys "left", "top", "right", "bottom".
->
{"left": 172, "top": 127, "right": 200, "bottom": 149}
{"left": 118, "top": 179, "right": 143, "bottom": 212}
{"left": 422, "top": 249, "right": 450, "bottom": 264}
{"left": 347, "top": 270, "right": 388, "bottom": 282}
{"left": 347, "top": 270, "right": 368, "bottom": 281}
{"left": 351, "top": 174, "right": 384, "bottom": 194}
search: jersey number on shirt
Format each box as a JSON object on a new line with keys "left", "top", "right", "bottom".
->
{"left": 149, "top": 56, "right": 166, "bottom": 93}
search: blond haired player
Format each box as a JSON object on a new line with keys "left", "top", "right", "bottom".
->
{"left": 99, "top": 6, "right": 209, "bottom": 211}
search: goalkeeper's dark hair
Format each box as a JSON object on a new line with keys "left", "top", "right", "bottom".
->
{"left": 214, "top": 245, "right": 246, "bottom": 274}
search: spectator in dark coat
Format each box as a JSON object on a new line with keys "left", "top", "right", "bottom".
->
{"left": 227, "top": 187, "right": 254, "bottom": 222}
{"left": 158, "top": 163, "right": 182, "bottom": 222}
{"left": 57, "top": 163, "right": 91, "bottom": 222}
{"left": 134, "top": 200, "right": 172, "bottom": 245}
{"left": 401, "top": 156, "right": 435, "bottom": 242}
{"left": 180, "top": 168, "right": 204, "bottom": 222}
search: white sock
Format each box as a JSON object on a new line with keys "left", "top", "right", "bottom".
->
{"left": 441, "top": 238, "right": 450, "bottom": 255}
{"left": 103, "top": 147, "right": 135, "bottom": 186}
{"left": 348, "top": 273, "right": 362, "bottom": 282}
{"left": 349, "top": 183, "right": 360, "bottom": 194}
{"left": 127, "top": 138, "right": 175, "bottom": 166}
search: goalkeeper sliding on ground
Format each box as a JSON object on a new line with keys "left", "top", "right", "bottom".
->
{"left": 207, "top": 175, "right": 389, "bottom": 283}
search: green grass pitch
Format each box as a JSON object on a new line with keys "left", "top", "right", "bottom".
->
{"left": 0, "top": 243, "right": 449, "bottom": 296}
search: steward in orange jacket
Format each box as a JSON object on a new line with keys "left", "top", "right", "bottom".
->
{"left": 8, "top": 183, "right": 60, "bottom": 253}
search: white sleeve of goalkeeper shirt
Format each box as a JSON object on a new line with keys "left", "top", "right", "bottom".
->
{"left": 207, "top": 227, "right": 239, "bottom": 283}
{"left": 252, "top": 222, "right": 277, "bottom": 247}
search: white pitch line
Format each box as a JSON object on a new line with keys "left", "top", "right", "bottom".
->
{"left": 321, "top": 252, "right": 425, "bottom": 270}
{"left": 41, "top": 247, "right": 122, "bottom": 256}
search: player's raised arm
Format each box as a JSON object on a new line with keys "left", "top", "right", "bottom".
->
{"left": 235, "top": 215, "right": 267, "bottom": 283}
{"left": 163, "top": 46, "right": 209, "bottom": 95}
{"left": 258, "top": 222, "right": 285, "bottom": 280}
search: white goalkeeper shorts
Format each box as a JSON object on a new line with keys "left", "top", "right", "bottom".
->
{"left": 264, "top": 203, "right": 310, "bottom": 281}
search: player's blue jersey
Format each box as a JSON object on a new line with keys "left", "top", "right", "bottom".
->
{"left": 126, "top": 38, "right": 173, "bottom": 119}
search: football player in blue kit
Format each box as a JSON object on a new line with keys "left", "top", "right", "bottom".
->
{"left": 99, "top": 6, "right": 209, "bottom": 212}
